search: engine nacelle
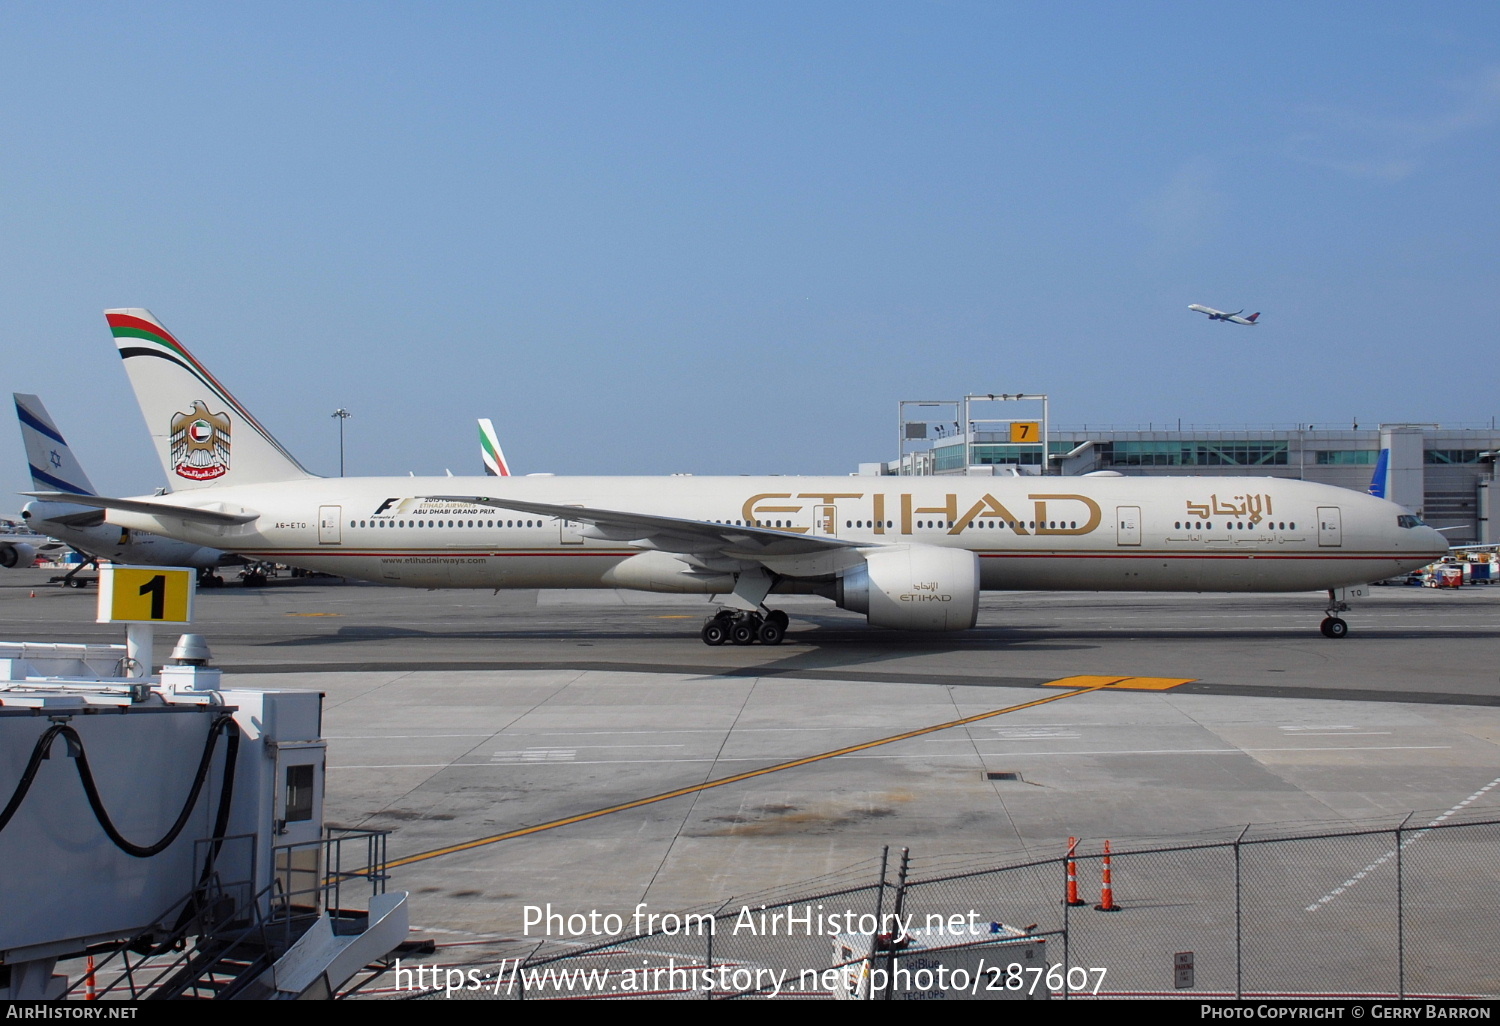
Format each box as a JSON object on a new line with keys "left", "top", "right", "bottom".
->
{"left": 836, "top": 545, "right": 980, "bottom": 631}
{"left": 0, "top": 542, "right": 38, "bottom": 569}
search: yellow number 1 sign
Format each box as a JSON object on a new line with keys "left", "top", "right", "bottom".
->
{"left": 97, "top": 565, "right": 196, "bottom": 624}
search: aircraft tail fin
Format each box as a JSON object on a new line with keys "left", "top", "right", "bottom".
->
{"left": 1367, "top": 448, "right": 1390, "bottom": 499}
{"left": 106, "top": 309, "right": 314, "bottom": 490}
{"left": 1245, "top": 312, "right": 1260, "bottom": 323}
{"left": 478, "top": 418, "right": 511, "bottom": 476}
{"left": 14, "top": 394, "right": 98, "bottom": 496}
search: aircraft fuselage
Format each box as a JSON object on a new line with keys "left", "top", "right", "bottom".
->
{"left": 100, "top": 475, "right": 1445, "bottom": 595}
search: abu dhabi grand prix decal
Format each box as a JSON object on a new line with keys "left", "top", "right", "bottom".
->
{"left": 170, "top": 400, "right": 231, "bottom": 481}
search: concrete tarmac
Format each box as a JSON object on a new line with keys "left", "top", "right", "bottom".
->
{"left": 3, "top": 568, "right": 1497, "bottom": 964}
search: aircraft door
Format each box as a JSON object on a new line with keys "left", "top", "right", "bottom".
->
{"left": 1116, "top": 506, "right": 1141, "bottom": 546}
{"left": 1317, "top": 506, "right": 1342, "bottom": 547}
{"left": 318, "top": 505, "right": 341, "bottom": 544}
{"left": 559, "top": 505, "right": 585, "bottom": 545}
{"left": 813, "top": 505, "right": 838, "bottom": 537}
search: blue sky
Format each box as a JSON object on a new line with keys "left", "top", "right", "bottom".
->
{"left": 2, "top": 2, "right": 1497, "bottom": 501}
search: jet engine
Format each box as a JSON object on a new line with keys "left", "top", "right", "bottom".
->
{"left": 0, "top": 541, "right": 38, "bottom": 569}
{"left": 835, "top": 544, "right": 980, "bottom": 631}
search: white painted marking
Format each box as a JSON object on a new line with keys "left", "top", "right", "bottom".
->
{"left": 1277, "top": 731, "right": 1391, "bottom": 737}
{"left": 1307, "top": 775, "right": 1500, "bottom": 913}
{"left": 991, "top": 727, "right": 1081, "bottom": 740}
{"left": 491, "top": 748, "right": 577, "bottom": 763}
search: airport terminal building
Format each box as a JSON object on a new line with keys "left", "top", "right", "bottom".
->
{"left": 868, "top": 403, "right": 1498, "bottom": 545}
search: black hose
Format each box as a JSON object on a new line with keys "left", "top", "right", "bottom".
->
{"left": 0, "top": 723, "right": 68, "bottom": 833}
{"left": 0, "top": 713, "right": 236, "bottom": 858}
{"left": 200, "top": 719, "right": 241, "bottom": 876}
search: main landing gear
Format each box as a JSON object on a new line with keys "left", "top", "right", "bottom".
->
{"left": 701, "top": 608, "right": 789, "bottom": 646}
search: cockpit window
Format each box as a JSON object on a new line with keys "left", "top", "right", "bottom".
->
{"left": 1397, "top": 514, "right": 1426, "bottom": 529}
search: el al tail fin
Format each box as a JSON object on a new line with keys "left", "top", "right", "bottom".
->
{"left": 14, "top": 393, "right": 97, "bottom": 495}
{"left": 106, "top": 309, "right": 313, "bottom": 490}
{"left": 478, "top": 418, "right": 511, "bottom": 476}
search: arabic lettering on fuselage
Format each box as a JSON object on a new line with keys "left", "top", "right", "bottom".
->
{"left": 1184, "top": 493, "right": 1273, "bottom": 524}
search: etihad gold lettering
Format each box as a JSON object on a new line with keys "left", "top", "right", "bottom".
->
{"left": 795, "top": 491, "right": 863, "bottom": 505}
{"left": 732, "top": 489, "right": 1105, "bottom": 537}
{"left": 1030, "top": 493, "right": 1102, "bottom": 535}
{"left": 742, "top": 493, "right": 800, "bottom": 525}
{"left": 951, "top": 494, "right": 1030, "bottom": 535}
{"left": 914, "top": 494, "right": 958, "bottom": 520}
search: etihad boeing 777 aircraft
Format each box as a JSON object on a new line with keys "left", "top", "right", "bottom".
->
{"left": 28, "top": 309, "right": 1445, "bottom": 645}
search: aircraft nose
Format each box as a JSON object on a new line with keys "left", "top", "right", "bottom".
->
{"left": 1423, "top": 527, "right": 1448, "bottom": 558}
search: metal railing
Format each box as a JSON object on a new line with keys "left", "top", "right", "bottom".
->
{"left": 58, "top": 826, "right": 390, "bottom": 1000}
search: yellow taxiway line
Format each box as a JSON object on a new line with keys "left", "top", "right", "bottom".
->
{"left": 379, "top": 674, "right": 1150, "bottom": 872}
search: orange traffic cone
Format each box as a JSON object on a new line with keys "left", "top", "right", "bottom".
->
{"left": 1065, "top": 837, "right": 1086, "bottom": 906}
{"left": 1095, "top": 840, "right": 1120, "bottom": 911}
{"left": 85, "top": 956, "right": 97, "bottom": 1000}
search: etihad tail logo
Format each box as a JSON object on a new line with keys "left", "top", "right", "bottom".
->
{"left": 170, "top": 401, "right": 231, "bottom": 481}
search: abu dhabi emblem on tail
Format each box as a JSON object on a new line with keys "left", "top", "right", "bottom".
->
{"left": 107, "top": 309, "right": 313, "bottom": 489}
{"left": 170, "top": 400, "right": 231, "bottom": 481}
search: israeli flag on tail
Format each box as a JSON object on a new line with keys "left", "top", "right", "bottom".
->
{"left": 14, "top": 393, "right": 97, "bottom": 496}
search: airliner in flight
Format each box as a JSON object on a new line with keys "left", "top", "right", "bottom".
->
{"left": 1189, "top": 305, "right": 1261, "bottom": 325}
{"left": 13, "top": 392, "right": 238, "bottom": 585}
{"left": 28, "top": 309, "right": 1445, "bottom": 644}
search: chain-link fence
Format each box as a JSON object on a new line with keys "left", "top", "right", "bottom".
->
{"left": 401, "top": 813, "right": 1500, "bottom": 1000}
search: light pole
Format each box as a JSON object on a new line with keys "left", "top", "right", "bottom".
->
{"left": 331, "top": 409, "right": 351, "bottom": 476}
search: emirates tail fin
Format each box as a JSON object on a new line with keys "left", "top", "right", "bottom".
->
{"left": 478, "top": 418, "right": 511, "bottom": 476}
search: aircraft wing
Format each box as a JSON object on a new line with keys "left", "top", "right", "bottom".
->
{"left": 426, "top": 494, "right": 870, "bottom": 577}
{"left": 23, "top": 492, "right": 260, "bottom": 526}
{"left": 41, "top": 508, "right": 107, "bottom": 528}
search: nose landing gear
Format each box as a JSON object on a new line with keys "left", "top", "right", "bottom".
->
{"left": 701, "top": 608, "right": 789, "bottom": 646}
{"left": 1319, "top": 586, "right": 1359, "bottom": 638}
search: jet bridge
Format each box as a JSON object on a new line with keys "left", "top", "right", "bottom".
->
{"left": 0, "top": 641, "right": 408, "bottom": 1000}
